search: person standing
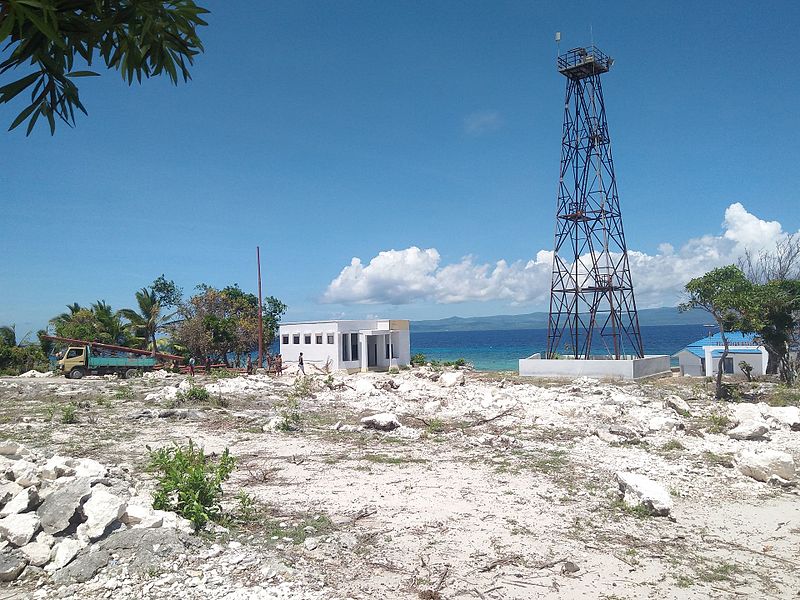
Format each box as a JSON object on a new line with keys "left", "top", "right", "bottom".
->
{"left": 246, "top": 355, "right": 253, "bottom": 375}
{"left": 275, "top": 354, "right": 283, "bottom": 377}
{"left": 188, "top": 356, "right": 195, "bottom": 377}
{"left": 204, "top": 356, "right": 211, "bottom": 375}
{"left": 298, "top": 352, "right": 305, "bottom": 375}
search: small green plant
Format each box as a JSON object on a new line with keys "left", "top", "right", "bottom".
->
{"left": 291, "top": 376, "right": 314, "bottom": 399}
{"left": 443, "top": 357, "right": 467, "bottom": 368}
{"left": 702, "top": 450, "right": 734, "bottom": 468}
{"left": 114, "top": 386, "right": 134, "bottom": 400}
{"left": 234, "top": 490, "right": 258, "bottom": 523}
{"left": 410, "top": 353, "right": 426, "bottom": 366}
{"left": 323, "top": 374, "right": 335, "bottom": 389}
{"left": 276, "top": 397, "right": 302, "bottom": 432}
{"left": 210, "top": 368, "right": 238, "bottom": 379}
{"left": 147, "top": 439, "right": 236, "bottom": 531}
{"left": 178, "top": 384, "right": 210, "bottom": 404}
{"left": 706, "top": 411, "right": 730, "bottom": 433}
{"left": 425, "top": 418, "right": 445, "bottom": 434}
{"left": 61, "top": 403, "right": 77, "bottom": 424}
{"left": 768, "top": 385, "right": 800, "bottom": 407}
{"left": 388, "top": 367, "right": 399, "bottom": 375}
{"left": 698, "top": 561, "right": 737, "bottom": 583}
{"left": 44, "top": 403, "right": 58, "bottom": 421}
{"left": 660, "top": 439, "right": 685, "bottom": 452}
{"left": 610, "top": 498, "right": 651, "bottom": 519}
{"left": 675, "top": 574, "right": 694, "bottom": 588}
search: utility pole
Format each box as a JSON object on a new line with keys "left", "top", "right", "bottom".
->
{"left": 257, "top": 246, "right": 264, "bottom": 368}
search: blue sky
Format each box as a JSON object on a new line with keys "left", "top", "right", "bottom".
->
{"left": 2, "top": 1, "right": 799, "bottom": 335}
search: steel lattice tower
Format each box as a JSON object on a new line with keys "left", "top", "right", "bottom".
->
{"left": 546, "top": 46, "right": 644, "bottom": 359}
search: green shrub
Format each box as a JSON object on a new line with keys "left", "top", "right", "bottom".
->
{"left": 291, "top": 376, "right": 314, "bottom": 399}
{"left": 410, "top": 353, "right": 426, "bottom": 366}
{"left": 61, "top": 403, "right": 77, "bottom": 424}
{"left": 178, "top": 384, "right": 210, "bottom": 403}
{"left": 277, "top": 397, "right": 302, "bottom": 432}
{"left": 147, "top": 440, "right": 235, "bottom": 531}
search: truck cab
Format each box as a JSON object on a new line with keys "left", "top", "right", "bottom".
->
{"left": 58, "top": 346, "right": 87, "bottom": 379}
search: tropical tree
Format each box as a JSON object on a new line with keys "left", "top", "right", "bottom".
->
{"left": 50, "top": 307, "right": 106, "bottom": 341}
{"left": 679, "top": 265, "right": 755, "bottom": 399}
{"left": 90, "top": 300, "right": 128, "bottom": 345}
{"left": 119, "top": 288, "right": 173, "bottom": 356}
{"left": 0, "top": 324, "right": 46, "bottom": 375}
{"left": 172, "top": 284, "right": 286, "bottom": 365}
{"left": 49, "top": 302, "right": 83, "bottom": 331}
{"left": 151, "top": 275, "right": 183, "bottom": 309}
{"left": 0, "top": 0, "right": 209, "bottom": 135}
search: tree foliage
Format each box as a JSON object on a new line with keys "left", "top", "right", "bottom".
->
{"left": 0, "top": 324, "right": 47, "bottom": 375}
{"left": 0, "top": 0, "right": 209, "bottom": 135}
{"left": 119, "top": 287, "right": 174, "bottom": 355}
{"left": 680, "top": 265, "right": 755, "bottom": 398}
{"left": 172, "top": 284, "right": 287, "bottom": 364}
{"left": 151, "top": 274, "right": 183, "bottom": 309}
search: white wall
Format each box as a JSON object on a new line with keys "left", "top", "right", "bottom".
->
{"left": 279, "top": 320, "right": 411, "bottom": 372}
{"left": 519, "top": 355, "right": 671, "bottom": 380}
{"left": 279, "top": 322, "right": 340, "bottom": 371}
{"left": 676, "top": 351, "right": 704, "bottom": 377}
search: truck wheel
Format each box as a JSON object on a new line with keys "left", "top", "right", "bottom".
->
{"left": 124, "top": 369, "right": 139, "bottom": 379}
{"left": 70, "top": 368, "right": 84, "bottom": 380}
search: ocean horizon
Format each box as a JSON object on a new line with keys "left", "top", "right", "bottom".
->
{"left": 410, "top": 324, "right": 711, "bottom": 371}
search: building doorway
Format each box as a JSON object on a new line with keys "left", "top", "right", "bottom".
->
{"left": 367, "top": 336, "right": 378, "bottom": 367}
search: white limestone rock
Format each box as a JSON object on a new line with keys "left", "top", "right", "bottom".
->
{"left": 354, "top": 380, "right": 376, "bottom": 396}
{"left": 439, "top": 371, "right": 465, "bottom": 388}
{"left": 122, "top": 503, "right": 164, "bottom": 529}
{"left": 9, "top": 460, "right": 39, "bottom": 488}
{"left": 768, "top": 406, "right": 800, "bottom": 429}
{"left": 37, "top": 477, "right": 92, "bottom": 535}
{"left": 0, "top": 482, "right": 23, "bottom": 507}
{"left": 45, "top": 538, "right": 85, "bottom": 572}
{"left": 647, "top": 416, "right": 681, "bottom": 434}
{"left": 360, "top": 413, "right": 401, "bottom": 432}
{"left": 20, "top": 541, "right": 51, "bottom": 567}
{"left": 0, "top": 441, "right": 30, "bottom": 458}
{"left": 0, "top": 512, "right": 41, "bottom": 546}
{"left": 664, "top": 395, "right": 691, "bottom": 416}
{"left": 616, "top": 471, "right": 672, "bottom": 516}
{"left": 39, "top": 456, "right": 76, "bottom": 481}
{"left": 728, "top": 420, "right": 769, "bottom": 441}
{"left": 731, "top": 403, "right": 766, "bottom": 425}
{"left": 78, "top": 486, "right": 126, "bottom": 541}
{"left": 0, "top": 486, "right": 39, "bottom": 516}
{"left": 737, "top": 449, "right": 796, "bottom": 483}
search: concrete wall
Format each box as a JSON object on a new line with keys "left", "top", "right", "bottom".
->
{"left": 676, "top": 351, "right": 704, "bottom": 377}
{"left": 519, "top": 355, "right": 671, "bottom": 380}
{"left": 702, "top": 346, "right": 768, "bottom": 376}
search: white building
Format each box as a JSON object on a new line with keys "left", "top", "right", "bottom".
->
{"left": 278, "top": 319, "right": 411, "bottom": 373}
{"left": 673, "top": 331, "right": 767, "bottom": 377}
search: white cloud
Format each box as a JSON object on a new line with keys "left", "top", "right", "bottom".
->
{"left": 322, "top": 203, "right": 796, "bottom": 308}
{"left": 463, "top": 110, "right": 503, "bottom": 136}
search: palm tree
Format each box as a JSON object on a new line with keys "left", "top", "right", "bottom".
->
{"left": 91, "top": 300, "right": 126, "bottom": 345}
{"left": 119, "top": 288, "right": 175, "bottom": 356}
{"left": 49, "top": 303, "right": 83, "bottom": 331}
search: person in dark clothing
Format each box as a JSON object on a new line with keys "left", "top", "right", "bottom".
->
{"left": 298, "top": 352, "right": 305, "bottom": 375}
{"left": 246, "top": 355, "right": 253, "bottom": 375}
{"left": 204, "top": 357, "right": 211, "bottom": 375}
{"left": 188, "top": 357, "right": 195, "bottom": 376}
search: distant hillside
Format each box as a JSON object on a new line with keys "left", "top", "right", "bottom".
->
{"left": 411, "top": 307, "right": 710, "bottom": 333}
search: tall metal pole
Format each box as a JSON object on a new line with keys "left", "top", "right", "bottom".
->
{"left": 257, "top": 246, "right": 264, "bottom": 368}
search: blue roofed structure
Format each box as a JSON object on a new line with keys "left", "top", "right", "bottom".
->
{"left": 674, "top": 331, "right": 766, "bottom": 377}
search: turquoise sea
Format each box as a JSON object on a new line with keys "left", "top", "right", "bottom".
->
{"left": 410, "top": 324, "right": 710, "bottom": 371}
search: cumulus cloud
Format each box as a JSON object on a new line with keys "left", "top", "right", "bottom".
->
{"left": 463, "top": 110, "right": 503, "bottom": 136}
{"left": 322, "top": 203, "right": 797, "bottom": 308}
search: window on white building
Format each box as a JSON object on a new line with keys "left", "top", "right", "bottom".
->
{"left": 282, "top": 335, "right": 289, "bottom": 344}
{"left": 342, "top": 334, "right": 350, "bottom": 361}
{"left": 327, "top": 334, "right": 334, "bottom": 344}
{"left": 304, "top": 334, "right": 311, "bottom": 344}
{"left": 293, "top": 335, "right": 300, "bottom": 344}
{"left": 350, "top": 334, "right": 359, "bottom": 361}
{"left": 315, "top": 334, "right": 323, "bottom": 344}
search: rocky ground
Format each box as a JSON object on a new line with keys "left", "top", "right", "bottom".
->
{"left": 0, "top": 366, "right": 798, "bottom": 600}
